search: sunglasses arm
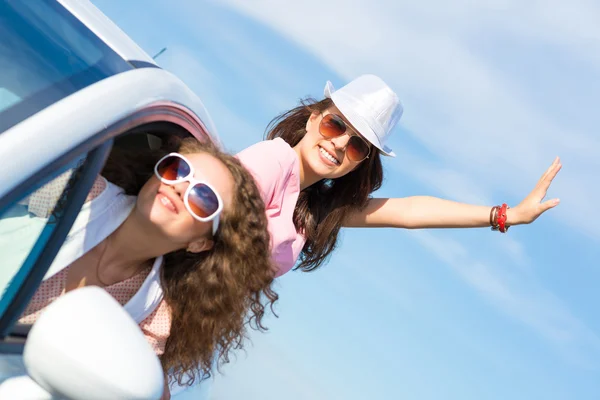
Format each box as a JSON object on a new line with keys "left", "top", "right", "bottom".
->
{"left": 212, "top": 215, "right": 220, "bottom": 236}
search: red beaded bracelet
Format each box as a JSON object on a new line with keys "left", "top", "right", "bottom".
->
{"left": 490, "top": 205, "right": 499, "bottom": 229}
{"left": 490, "top": 204, "right": 510, "bottom": 233}
{"left": 497, "top": 203, "right": 509, "bottom": 233}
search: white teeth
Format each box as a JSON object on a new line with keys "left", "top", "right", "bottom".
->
{"left": 160, "top": 195, "right": 175, "bottom": 210}
{"left": 319, "top": 147, "right": 339, "bottom": 165}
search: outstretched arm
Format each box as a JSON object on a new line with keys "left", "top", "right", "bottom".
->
{"left": 345, "top": 157, "right": 562, "bottom": 229}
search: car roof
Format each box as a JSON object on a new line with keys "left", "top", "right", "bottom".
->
{"left": 57, "top": 0, "right": 156, "bottom": 65}
{"left": 0, "top": 67, "right": 221, "bottom": 202}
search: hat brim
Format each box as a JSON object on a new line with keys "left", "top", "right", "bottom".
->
{"left": 324, "top": 81, "right": 395, "bottom": 157}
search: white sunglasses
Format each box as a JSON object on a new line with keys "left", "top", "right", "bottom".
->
{"left": 154, "top": 152, "right": 223, "bottom": 235}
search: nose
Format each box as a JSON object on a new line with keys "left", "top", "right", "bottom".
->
{"left": 170, "top": 180, "right": 189, "bottom": 199}
{"left": 329, "top": 134, "right": 350, "bottom": 151}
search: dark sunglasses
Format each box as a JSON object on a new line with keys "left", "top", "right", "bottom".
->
{"left": 319, "top": 113, "right": 371, "bottom": 162}
{"left": 154, "top": 153, "right": 223, "bottom": 235}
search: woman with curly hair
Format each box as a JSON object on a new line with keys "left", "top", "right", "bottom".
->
{"left": 19, "top": 138, "right": 277, "bottom": 398}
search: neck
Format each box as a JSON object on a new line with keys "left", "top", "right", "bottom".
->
{"left": 100, "top": 208, "right": 177, "bottom": 275}
{"left": 294, "top": 145, "right": 320, "bottom": 190}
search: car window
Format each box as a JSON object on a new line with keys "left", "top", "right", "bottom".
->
{"left": 0, "top": 88, "right": 20, "bottom": 111}
{"left": 0, "top": 0, "right": 130, "bottom": 133}
{"left": 0, "top": 155, "right": 88, "bottom": 319}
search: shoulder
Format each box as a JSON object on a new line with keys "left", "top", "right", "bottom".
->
{"left": 236, "top": 138, "right": 298, "bottom": 188}
{"left": 237, "top": 138, "right": 297, "bottom": 172}
{"left": 236, "top": 138, "right": 299, "bottom": 205}
{"left": 241, "top": 137, "right": 293, "bottom": 153}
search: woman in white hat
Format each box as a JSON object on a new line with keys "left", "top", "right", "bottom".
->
{"left": 237, "top": 74, "right": 561, "bottom": 276}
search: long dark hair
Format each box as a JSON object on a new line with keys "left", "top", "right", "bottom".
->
{"left": 266, "top": 98, "right": 384, "bottom": 272}
{"left": 102, "top": 138, "right": 277, "bottom": 386}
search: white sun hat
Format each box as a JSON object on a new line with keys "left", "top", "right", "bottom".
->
{"left": 324, "top": 74, "right": 403, "bottom": 157}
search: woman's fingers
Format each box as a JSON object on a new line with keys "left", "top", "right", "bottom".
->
{"left": 541, "top": 198, "right": 561, "bottom": 212}
{"left": 535, "top": 157, "right": 562, "bottom": 200}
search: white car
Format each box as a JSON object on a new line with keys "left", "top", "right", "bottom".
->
{"left": 0, "top": 0, "right": 220, "bottom": 398}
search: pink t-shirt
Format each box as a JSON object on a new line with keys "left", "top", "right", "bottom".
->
{"left": 237, "top": 138, "right": 306, "bottom": 277}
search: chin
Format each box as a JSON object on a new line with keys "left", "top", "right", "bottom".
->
{"left": 146, "top": 214, "right": 189, "bottom": 242}
{"left": 141, "top": 199, "right": 175, "bottom": 227}
{"left": 307, "top": 159, "right": 333, "bottom": 179}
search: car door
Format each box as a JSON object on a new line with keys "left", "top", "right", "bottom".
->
{"left": 0, "top": 0, "right": 218, "bottom": 394}
{"left": 0, "top": 0, "right": 132, "bottom": 351}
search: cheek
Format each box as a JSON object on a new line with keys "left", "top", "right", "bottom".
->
{"left": 329, "top": 157, "right": 362, "bottom": 178}
{"left": 137, "top": 193, "right": 170, "bottom": 227}
{"left": 134, "top": 184, "right": 192, "bottom": 233}
{"left": 308, "top": 124, "right": 322, "bottom": 142}
{"left": 138, "top": 177, "right": 159, "bottom": 200}
{"left": 147, "top": 205, "right": 206, "bottom": 242}
{"left": 332, "top": 163, "right": 355, "bottom": 178}
{"left": 299, "top": 123, "right": 320, "bottom": 146}
{"left": 184, "top": 219, "right": 212, "bottom": 243}
{"left": 136, "top": 182, "right": 157, "bottom": 215}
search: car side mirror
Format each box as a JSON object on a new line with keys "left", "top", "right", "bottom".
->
{"left": 23, "top": 286, "right": 164, "bottom": 400}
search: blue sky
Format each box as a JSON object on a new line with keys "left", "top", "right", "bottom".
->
{"left": 93, "top": 1, "right": 600, "bottom": 399}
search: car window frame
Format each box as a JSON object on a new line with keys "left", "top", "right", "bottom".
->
{"left": 0, "top": 140, "right": 112, "bottom": 339}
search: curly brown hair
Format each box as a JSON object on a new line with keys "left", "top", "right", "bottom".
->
{"left": 266, "top": 98, "right": 384, "bottom": 272}
{"left": 102, "top": 137, "right": 278, "bottom": 386}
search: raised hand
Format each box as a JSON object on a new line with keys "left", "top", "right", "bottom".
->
{"left": 510, "top": 157, "right": 562, "bottom": 225}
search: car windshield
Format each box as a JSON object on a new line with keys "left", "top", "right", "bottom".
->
{"left": 0, "top": 0, "right": 130, "bottom": 133}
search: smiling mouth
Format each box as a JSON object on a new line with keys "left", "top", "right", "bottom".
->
{"left": 319, "top": 146, "right": 340, "bottom": 165}
{"left": 158, "top": 191, "right": 179, "bottom": 213}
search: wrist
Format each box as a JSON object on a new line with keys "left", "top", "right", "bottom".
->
{"left": 490, "top": 204, "right": 519, "bottom": 232}
{"left": 505, "top": 206, "right": 522, "bottom": 226}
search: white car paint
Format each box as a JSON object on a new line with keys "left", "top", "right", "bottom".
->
{"left": 0, "top": 67, "right": 220, "bottom": 200}
{"left": 57, "top": 0, "right": 156, "bottom": 65}
{"left": 24, "top": 287, "right": 164, "bottom": 400}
